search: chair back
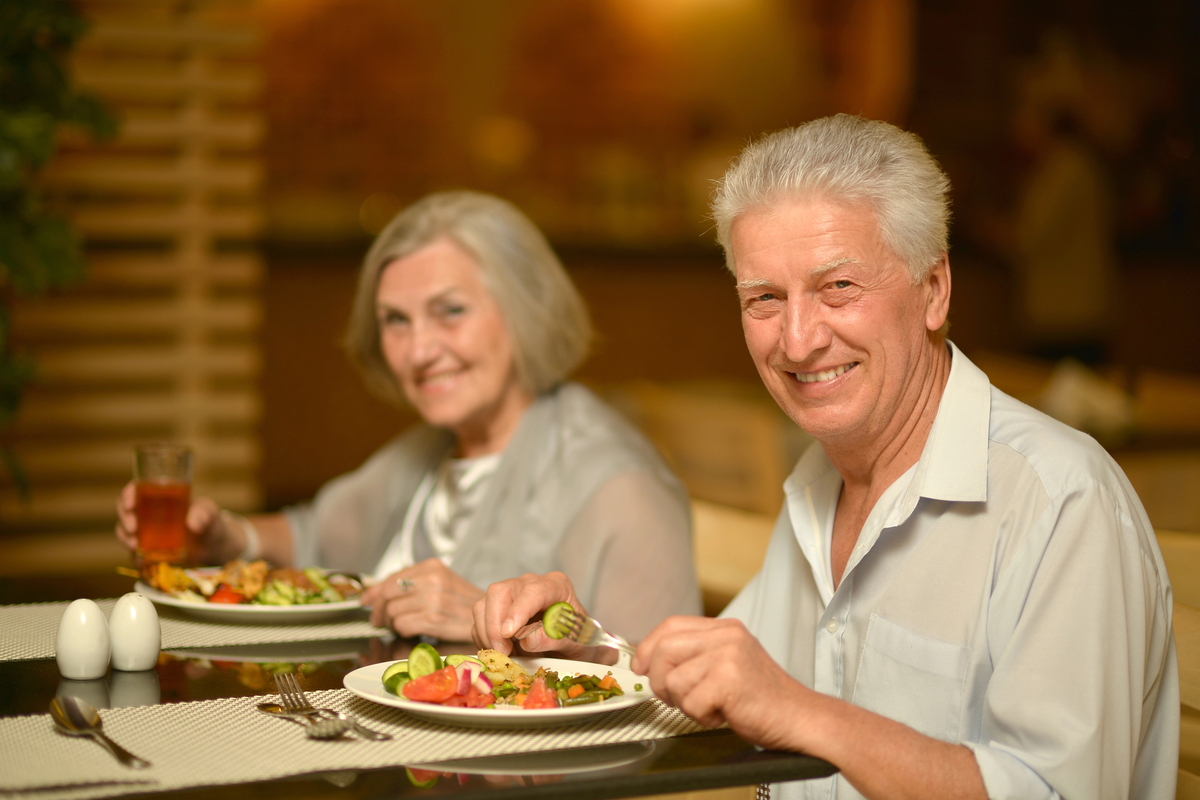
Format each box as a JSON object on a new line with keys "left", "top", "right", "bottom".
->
{"left": 1176, "top": 601, "right": 1200, "bottom": 799}
{"left": 691, "top": 499, "right": 775, "bottom": 616}
{"left": 605, "top": 381, "right": 808, "bottom": 516}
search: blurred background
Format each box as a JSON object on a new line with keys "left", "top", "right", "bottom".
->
{"left": 2, "top": 0, "right": 1198, "bottom": 576}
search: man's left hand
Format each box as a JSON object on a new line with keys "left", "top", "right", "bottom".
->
{"left": 633, "top": 615, "right": 814, "bottom": 753}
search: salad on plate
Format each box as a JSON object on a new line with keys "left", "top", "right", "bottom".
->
{"left": 382, "top": 642, "right": 637, "bottom": 710}
{"left": 138, "top": 559, "right": 364, "bottom": 607}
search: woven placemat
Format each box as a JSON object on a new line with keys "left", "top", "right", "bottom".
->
{"left": 0, "top": 689, "right": 706, "bottom": 800}
{"left": 0, "top": 600, "right": 388, "bottom": 662}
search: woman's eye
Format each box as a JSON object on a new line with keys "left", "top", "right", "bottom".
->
{"left": 380, "top": 310, "right": 408, "bottom": 327}
{"left": 437, "top": 303, "right": 466, "bottom": 319}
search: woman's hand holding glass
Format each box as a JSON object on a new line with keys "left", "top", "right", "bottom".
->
{"left": 361, "top": 558, "right": 485, "bottom": 642}
{"left": 114, "top": 481, "right": 241, "bottom": 565}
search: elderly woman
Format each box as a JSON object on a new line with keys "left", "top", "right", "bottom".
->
{"left": 115, "top": 191, "right": 701, "bottom": 642}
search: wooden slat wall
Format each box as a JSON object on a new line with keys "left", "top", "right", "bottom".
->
{"left": 1, "top": 1, "right": 263, "bottom": 562}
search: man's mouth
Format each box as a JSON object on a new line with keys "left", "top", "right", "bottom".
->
{"left": 790, "top": 363, "right": 857, "bottom": 384}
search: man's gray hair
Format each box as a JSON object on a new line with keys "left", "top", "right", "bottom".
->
{"left": 345, "top": 191, "right": 593, "bottom": 404}
{"left": 711, "top": 114, "right": 951, "bottom": 281}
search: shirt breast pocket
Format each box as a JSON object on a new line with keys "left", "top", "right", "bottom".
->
{"left": 851, "top": 614, "right": 969, "bottom": 742}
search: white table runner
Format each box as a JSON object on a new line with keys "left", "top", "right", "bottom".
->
{"left": 0, "top": 600, "right": 388, "bottom": 662}
{"left": 0, "top": 689, "right": 707, "bottom": 800}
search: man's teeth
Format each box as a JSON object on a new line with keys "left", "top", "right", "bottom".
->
{"left": 794, "top": 364, "right": 852, "bottom": 384}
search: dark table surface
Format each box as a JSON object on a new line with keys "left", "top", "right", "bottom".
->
{"left": 0, "top": 573, "right": 836, "bottom": 799}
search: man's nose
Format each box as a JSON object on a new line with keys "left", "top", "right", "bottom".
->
{"left": 781, "top": 296, "right": 831, "bottom": 362}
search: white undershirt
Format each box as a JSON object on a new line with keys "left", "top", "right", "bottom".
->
{"left": 372, "top": 452, "right": 501, "bottom": 580}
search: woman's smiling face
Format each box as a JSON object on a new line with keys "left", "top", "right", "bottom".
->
{"left": 376, "top": 237, "right": 532, "bottom": 456}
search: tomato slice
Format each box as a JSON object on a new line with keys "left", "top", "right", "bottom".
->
{"left": 462, "top": 687, "right": 495, "bottom": 708}
{"left": 522, "top": 675, "right": 558, "bottom": 709}
{"left": 402, "top": 665, "right": 458, "bottom": 703}
{"left": 208, "top": 584, "right": 245, "bottom": 604}
{"left": 405, "top": 767, "right": 439, "bottom": 788}
{"left": 440, "top": 684, "right": 495, "bottom": 708}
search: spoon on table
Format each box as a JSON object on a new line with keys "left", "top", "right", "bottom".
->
{"left": 50, "top": 696, "right": 151, "bottom": 769}
{"left": 256, "top": 703, "right": 353, "bottom": 740}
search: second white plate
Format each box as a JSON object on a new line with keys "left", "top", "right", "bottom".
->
{"left": 135, "top": 577, "right": 366, "bottom": 624}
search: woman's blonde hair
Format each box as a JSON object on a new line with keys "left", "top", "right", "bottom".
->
{"left": 345, "top": 191, "right": 593, "bottom": 405}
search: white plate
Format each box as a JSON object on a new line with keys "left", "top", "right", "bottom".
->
{"left": 343, "top": 657, "right": 653, "bottom": 728}
{"left": 134, "top": 577, "right": 366, "bottom": 625}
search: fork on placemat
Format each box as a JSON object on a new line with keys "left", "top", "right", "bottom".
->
{"left": 546, "top": 606, "right": 637, "bottom": 660}
{"left": 273, "top": 672, "right": 391, "bottom": 740}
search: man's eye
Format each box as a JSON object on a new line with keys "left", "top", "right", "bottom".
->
{"left": 832, "top": 280, "right": 852, "bottom": 290}
{"left": 757, "top": 293, "right": 776, "bottom": 302}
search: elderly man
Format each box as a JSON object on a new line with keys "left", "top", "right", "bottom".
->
{"left": 473, "top": 115, "right": 1178, "bottom": 800}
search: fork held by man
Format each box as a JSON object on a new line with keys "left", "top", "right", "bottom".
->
{"left": 539, "top": 605, "right": 637, "bottom": 660}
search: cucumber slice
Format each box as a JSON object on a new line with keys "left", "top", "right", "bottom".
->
{"left": 407, "top": 642, "right": 442, "bottom": 679}
{"left": 383, "top": 671, "right": 411, "bottom": 695}
{"left": 444, "top": 654, "right": 485, "bottom": 669}
{"left": 542, "top": 601, "right": 576, "bottom": 639}
{"left": 381, "top": 660, "right": 408, "bottom": 683}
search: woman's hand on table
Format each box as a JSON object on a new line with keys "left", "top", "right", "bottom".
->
{"left": 470, "top": 571, "right": 616, "bottom": 664}
{"left": 362, "top": 559, "right": 483, "bottom": 641}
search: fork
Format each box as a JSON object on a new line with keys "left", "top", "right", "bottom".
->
{"left": 274, "top": 672, "right": 392, "bottom": 740}
{"left": 543, "top": 606, "right": 637, "bottom": 660}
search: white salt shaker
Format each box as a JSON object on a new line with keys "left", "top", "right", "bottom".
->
{"left": 55, "top": 599, "right": 111, "bottom": 679}
{"left": 108, "top": 592, "right": 161, "bottom": 671}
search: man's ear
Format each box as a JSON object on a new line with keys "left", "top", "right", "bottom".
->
{"left": 924, "top": 253, "right": 951, "bottom": 335}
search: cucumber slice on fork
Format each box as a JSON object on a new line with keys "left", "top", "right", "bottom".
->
{"left": 542, "top": 601, "right": 577, "bottom": 639}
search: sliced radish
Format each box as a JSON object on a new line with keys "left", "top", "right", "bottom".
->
{"left": 455, "top": 660, "right": 484, "bottom": 695}
{"left": 472, "top": 672, "right": 493, "bottom": 694}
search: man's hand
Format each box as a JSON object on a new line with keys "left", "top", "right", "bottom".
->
{"left": 470, "top": 572, "right": 614, "bottom": 664}
{"left": 635, "top": 616, "right": 988, "bottom": 800}
{"left": 633, "top": 615, "right": 814, "bottom": 750}
{"left": 362, "top": 558, "right": 484, "bottom": 642}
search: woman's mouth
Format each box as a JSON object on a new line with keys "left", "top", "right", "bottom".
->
{"left": 415, "top": 369, "right": 464, "bottom": 389}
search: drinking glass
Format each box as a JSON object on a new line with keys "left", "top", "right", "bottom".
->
{"left": 132, "top": 443, "right": 192, "bottom": 565}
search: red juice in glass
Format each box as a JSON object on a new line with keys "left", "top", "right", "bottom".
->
{"left": 133, "top": 443, "right": 193, "bottom": 565}
{"left": 135, "top": 480, "right": 189, "bottom": 564}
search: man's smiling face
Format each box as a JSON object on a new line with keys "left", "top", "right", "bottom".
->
{"left": 732, "top": 196, "right": 945, "bottom": 450}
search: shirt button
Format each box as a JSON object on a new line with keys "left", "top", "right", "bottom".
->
{"left": 826, "top": 619, "right": 838, "bottom": 633}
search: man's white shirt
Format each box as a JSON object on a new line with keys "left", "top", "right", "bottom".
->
{"left": 723, "top": 342, "right": 1178, "bottom": 800}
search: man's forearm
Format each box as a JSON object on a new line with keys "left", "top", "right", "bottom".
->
{"left": 783, "top": 690, "right": 988, "bottom": 800}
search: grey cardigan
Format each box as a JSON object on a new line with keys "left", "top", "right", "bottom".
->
{"left": 284, "top": 382, "right": 701, "bottom": 641}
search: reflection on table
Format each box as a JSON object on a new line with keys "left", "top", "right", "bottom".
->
{"left": 0, "top": 573, "right": 837, "bottom": 799}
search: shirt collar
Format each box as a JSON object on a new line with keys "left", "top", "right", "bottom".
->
{"left": 782, "top": 340, "right": 992, "bottom": 504}
{"left": 911, "top": 340, "right": 991, "bottom": 503}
